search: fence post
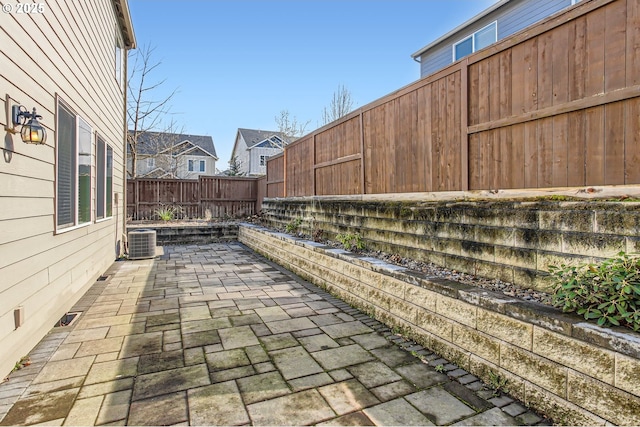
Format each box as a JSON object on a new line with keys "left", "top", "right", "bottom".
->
{"left": 460, "top": 59, "right": 469, "bottom": 191}
{"left": 135, "top": 179, "right": 139, "bottom": 221}
{"left": 312, "top": 134, "right": 317, "bottom": 196}
{"left": 359, "top": 111, "right": 365, "bottom": 195}
{"left": 283, "top": 145, "right": 287, "bottom": 198}
{"left": 198, "top": 176, "right": 202, "bottom": 219}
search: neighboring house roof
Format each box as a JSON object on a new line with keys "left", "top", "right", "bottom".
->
{"left": 129, "top": 131, "right": 218, "bottom": 159}
{"left": 237, "top": 128, "right": 290, "bottom": 149}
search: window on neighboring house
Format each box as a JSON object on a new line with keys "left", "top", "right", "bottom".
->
{"left": 189, "top": 159, "right": 205, "bottom": 172}
{"left": 115, "top": 31, "right": 125, "bottom": 91}
{"left": 147, "top": 157, "right": 155, "bottom": 169}
{"left": 453, "top": 21, "right": 497, "bottom": 61}
{"left": 56, "top": 101, "right": 92, "bottom": 230}
{"left": 260, "top": 155, "right": 266, "bottom": 166}
{"left": 96, "top": 136, "right": 113, "bottom": 220}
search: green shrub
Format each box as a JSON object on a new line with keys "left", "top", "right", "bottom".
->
{"left": 336, "top": 232, "right": 365, "bottom": 251}
{"left": 548, "top": 252, "right": 640, "bottom": 331}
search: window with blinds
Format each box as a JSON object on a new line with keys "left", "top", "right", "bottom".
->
{"left": 56, "top": 103, "right": 77, "bottom": 229}
{"left": 96, "top": 136, "right": 106, "bottom": 219}
{"left": 96, "top": 136, "right": 113, "bottom": 220}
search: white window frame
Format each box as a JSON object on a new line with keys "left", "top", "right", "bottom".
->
{"left": 56, "top": 99, "right": 93, "bottom": 232}
{"left": 453, "top": 21, "right": 497, "bottom": 62}
{"left": 147, "top": 157, "right": 155, "bottom": 169}
{"left": 260, "top": 155, "right": 266, "bottom": 166}
{"left": 77, "top": 117, "right": 92, "bottom": 226}
{"left": 96, "top": 135, "right": 113, "bottom": 221}
{"left": 188, "top": 158, "right": 205, "bottom": 173}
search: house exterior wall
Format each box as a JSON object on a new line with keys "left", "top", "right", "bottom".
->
{"left": 249, "top": 147, "right": 281, "bottom": 176}
{"left": 418, "top": 0, "right": 574, "bottom": 77}
{"left": 135, "top": 155, "right": 159, "bottom": 176}
{"left": 0, "top": 0, "right": 133, "bottom": 378}
{"left": 233, "top": 135, "right": 252, "bottom": 176}
{"left": 134, "top": 154, "right": 215, "bottom": 178}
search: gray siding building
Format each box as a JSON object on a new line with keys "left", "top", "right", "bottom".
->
{"left": 412, "top": 0, "right": 582, "bottom": 77}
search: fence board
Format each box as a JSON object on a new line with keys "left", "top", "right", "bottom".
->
{"left": 604, "top": 1, "right": 626, "bottom": 92}
{"left": 510, "top": 123, "right": 525, "bottom": 189}
{"left": 627, "top": 0, "right": 640, "bottom": 86}
{"left": 605, "top": 101, "right": 625, "bottom": 184}
{"left": 585, "top": 106, "right": 605, "bottom": 185}
{"left": 625, "top": 98, "right": 640, "bottom": 183}
{"left": 523, "top": 121, "right": 539, "bottom": 188}
{"left": 537, "top": 31, "right": 554, "bottom": 111}
{"left": 552, "top": 114, "right": 569, "bottom": 186}
{"left": 567, "top": 110, "right": 587, "bottom": 186}
{"left": 551, "top": 25, "right": 570, "bottom": 106}
{"left": 585, "top": 8, "right": 606, "bottom": 97}
{"left": 416, "top": 84, "right": 432, "bottom": 192}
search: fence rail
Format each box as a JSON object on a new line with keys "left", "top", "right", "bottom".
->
{"left": 267, "top": 0, "right": 640, "bottom": 197}
{"left": 127, "top": 176, "right": 261, "bottom": 220}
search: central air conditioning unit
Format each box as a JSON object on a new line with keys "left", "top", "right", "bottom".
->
{"left": 128, "top": 229, "right": 156, "bottom": 259}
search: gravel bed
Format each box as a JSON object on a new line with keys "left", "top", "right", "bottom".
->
{"left": 320, "top": 239, "right": 554, "bottom": 306}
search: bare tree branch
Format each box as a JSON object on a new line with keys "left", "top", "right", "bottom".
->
{"left": 127, "top": 44, "right": 179, "bottom": 178}
{"left": 322, "top": 85, "right": 354, "bottom": 125}
{"left": 274, "top": 110, "right": 309, "bottom": 148}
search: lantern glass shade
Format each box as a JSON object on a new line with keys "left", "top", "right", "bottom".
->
{"left": 20, "top": 117, "right": 46, "bottom": 144}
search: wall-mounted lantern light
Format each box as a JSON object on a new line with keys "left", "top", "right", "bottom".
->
{"left": 10, "top": 105, "right": 47, "bottom": 144}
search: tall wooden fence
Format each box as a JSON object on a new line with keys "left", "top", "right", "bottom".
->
{"left": 127, "top": 176, "right": 260, "bottom": 220}
{"left": 268, "top": 0, "right": 640, "bottom": 197}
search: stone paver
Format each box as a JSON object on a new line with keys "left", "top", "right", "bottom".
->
{"left": 0, "top": 242, "right": 547, "bottom": 426}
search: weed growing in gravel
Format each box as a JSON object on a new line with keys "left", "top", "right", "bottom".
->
{"left": 285, "top": 218, "right": 302, "bottom": 234}
{"left": 336, "top": 232, "right": 365, "bottom": 251}
{"left": 486, "top": 371, "right": 509, "bottom": 396}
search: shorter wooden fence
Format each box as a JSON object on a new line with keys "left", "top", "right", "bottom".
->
{"left": 127, "top": 177, "right": 261, "bottom": 220}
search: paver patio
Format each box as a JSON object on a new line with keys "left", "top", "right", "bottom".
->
{"left": 0, "top": 243, "right": 548, "bottom": 426}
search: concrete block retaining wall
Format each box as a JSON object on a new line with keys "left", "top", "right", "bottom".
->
{"left": 126, "top": 223, "right": 238, "bottom": 245}
{"left": 261, "top": 198, "right": 640, "bottom": 292}
{"left": 239, "top": 224, "right": 640, "bottom": 426}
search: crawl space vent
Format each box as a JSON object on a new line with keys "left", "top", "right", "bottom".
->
{"left": 128, "top": 229, "right": 156, "bottom": 259}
